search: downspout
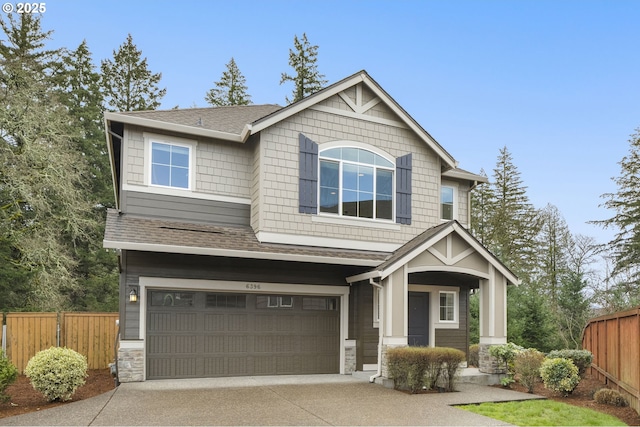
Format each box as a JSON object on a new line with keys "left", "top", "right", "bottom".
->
{"left": 369, "top": 277, "right": 383, "bottom": 383}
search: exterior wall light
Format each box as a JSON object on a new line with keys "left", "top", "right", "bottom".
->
{"left": 129, "top": 287, "right": 138, "bottom": 303}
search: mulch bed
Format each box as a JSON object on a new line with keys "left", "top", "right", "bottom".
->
{"left": 0, "top": 369, "right": 115, "bottom": 419}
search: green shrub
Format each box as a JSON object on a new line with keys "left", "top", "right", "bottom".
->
{"left": 438, "top": 347, "right": 466, "bottom": 392}
{"left": 25, "top": 347, "right": 88, "bottom": 402}
{"left": 489, "top": 342, "right": 523, "bottom": 373}
{"left": 593, "top": 388, "right": 628, "bottom": 407}
{"left": 547, "top": 349, "right": 593, "bottom": 376}
{"left": 514, "top": 348, "right": 544, "bottom": 393}
{"left": 0, "top": 350, "right": 18, "bottom": 403}
{"left": 468, "top": 344, "right": 480, "bottom": 367}
{"left": 539, "top": 357, "right": 580, "bottom": 397}
{"left": 386, "top": 346, "right": 464, "bottom": 393}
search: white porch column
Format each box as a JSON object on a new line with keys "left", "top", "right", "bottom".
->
{"left": 379, "top": 267, "right": 408, "bottom": 378}
{"left": 478, "top": 265, "right": 508, "bottom": 373}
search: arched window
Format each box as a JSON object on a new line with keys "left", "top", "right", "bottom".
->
{"left": 319, "top": 147, "right": 394, "bottom": 220}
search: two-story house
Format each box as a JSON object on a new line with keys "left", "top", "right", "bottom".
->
{"left": 103, "top": 70, "right": 518, "bottom": 383}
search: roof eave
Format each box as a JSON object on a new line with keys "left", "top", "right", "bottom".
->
{"left": 103, "top": 239, "right": 382, "bottom": 267}
{"left": 104, "top": 112, "right": 244, "bottom": 143}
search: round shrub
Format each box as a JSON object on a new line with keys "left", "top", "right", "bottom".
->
{"left": 25, "top": 347, "right": 88, "bottom": 402}
{"left": 547, "top": 349, "right": 593, "bottom": 376}
{"left": 0, "top": 350, "right": 18, "bottom": 403}
{"left": 539, "top": 357, "right": 580, "bottom": 396}
{"left": 593, "top": 388, "right": 628, "bottom": 407}
{"left": 489, "top": 342, "right": 523, "bottom": 373}
{"left": 514, "top": 348, "right": 544, "bottom": 393}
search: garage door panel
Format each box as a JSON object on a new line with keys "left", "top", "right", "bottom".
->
{"left": 204, "top": 313, "right": 225, "bottom": 331}
{"left": 147, "top": 291, "right": 340, "bottom": 379}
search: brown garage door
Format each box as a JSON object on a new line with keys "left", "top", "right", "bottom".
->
{"left": 146, "top": 291, "right": 340, "bottom": 379}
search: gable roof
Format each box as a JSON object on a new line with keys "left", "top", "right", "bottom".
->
{"left": 250, "top": 70, "right": 458, "bottom": 169}
{"left": 346, "top": 220, "right": 520, "bottom": 285}
{"left": 104, "top": 70, "right": 458, "bottom": 169}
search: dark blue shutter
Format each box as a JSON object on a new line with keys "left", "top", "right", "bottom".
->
{"left": 396, "top": 153, "right": 412, "bottom": 224}
{"left": 299, "top": 133, "right": 318, "bottom": 214}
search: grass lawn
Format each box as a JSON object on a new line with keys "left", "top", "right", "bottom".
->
{"left": 458, "top": 400, "right": 627, "bottom": 426}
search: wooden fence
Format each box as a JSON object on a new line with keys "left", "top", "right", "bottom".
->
{"left": 0, "top": 312, "right": 119, "bottom": 373}
{"left": 582, "top": 307, "right": 640, "bottom": 414}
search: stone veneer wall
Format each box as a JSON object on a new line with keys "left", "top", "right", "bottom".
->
{"left": 117, "top": 347, "right": 144, "bottom": 383}
{"left": 478, "top": 344, "right": 505, "bottom": 374}
{"left": 344, "top": 340, "right": 356, "bottom": 374}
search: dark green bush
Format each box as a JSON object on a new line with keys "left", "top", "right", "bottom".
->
{"left": 0, "top": 350, "right": 18, "bottom": 403}
{"left": 386, "top": 347, "right": 464, "bottom": 393}
{"left": 593, "top": 388, "right": 628, "bottom": 407}
{"left": 514, "top": 348, "right": 544, "bottom": 393}
{"left": 468, "top": 344, "right": 479, "bottom": 367}
{"left": 547, "top": 349, "right": 593, "bottom": 376}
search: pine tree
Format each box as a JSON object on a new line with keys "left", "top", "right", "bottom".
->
{"left": 100, "top": 34, "right": 166, "bottom": 111}
{"left": 205, "top": 57, "right": 251, "bottom": 107}
{"left": 280, "top": 33, "right": 327, "bottom": 104}
{"left": 595, "top": 128, "right": 640, "bottom": 286}
{"left": 481, "top": 147, "right": 541, "bottom": 279}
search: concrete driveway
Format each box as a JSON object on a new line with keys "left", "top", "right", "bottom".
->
{"left": 0, "top": 374, "right": 543, "bottom": 426}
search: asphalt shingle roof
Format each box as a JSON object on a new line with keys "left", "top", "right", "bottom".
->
{"left": 117, "top": 104, "right": 283, "bottom": 135}
{"left": 104, "top": 209, "right": 390, "bottom": 264}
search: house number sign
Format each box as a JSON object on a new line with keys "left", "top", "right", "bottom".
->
{"left": 245, "top": 283, "right": 261, "bottom": 290}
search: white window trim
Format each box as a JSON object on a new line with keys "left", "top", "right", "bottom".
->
{"left": 439, "top": 290, "right": 457, "bottom": 323}
{"left": 318, "top": 144, "right": 396, "bottom": 223}
{"left": 441, "top": 182, "right": 458, "bottom": 221}
{"left": 144, "top": 132, "right": 197, "bottom": 192}
{"left": 373, "top": 287, "right": 380, "bottom": 328}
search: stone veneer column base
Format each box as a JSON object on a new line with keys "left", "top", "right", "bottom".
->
{"left": 344, "top": 340, "right": 356, "bottom": 374}
{"left": 478, "top": 344, "right": 505, "bottom": 374}
{"left": 117, "top": 346, "right": 144, "bottom": 383}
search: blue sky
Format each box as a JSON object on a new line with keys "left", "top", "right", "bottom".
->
{"left": 36, "top": 0, "right": 640, "bottom": 245}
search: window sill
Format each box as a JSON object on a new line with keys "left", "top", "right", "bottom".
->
{"left": 312, "top": 214, "right": 401, "bottom": 231}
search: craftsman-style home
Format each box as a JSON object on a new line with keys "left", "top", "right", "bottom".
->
{"left": 103, "top": 70, "right": 518, "bottom": 382}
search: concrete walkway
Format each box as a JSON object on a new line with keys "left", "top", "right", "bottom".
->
{"left": 1, "top": 374, "right": 544, "bottom": 426}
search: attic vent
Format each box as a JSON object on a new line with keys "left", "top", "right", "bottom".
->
{"left": 195, "top": 117, "right": 203, "bottom": 126}
{"left": 159, "top": 226, "right": 222, "bottom": 234}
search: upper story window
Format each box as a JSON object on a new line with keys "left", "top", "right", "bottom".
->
{"left": 151, "top": 142, "right": 191, "bottom": 189}
{"left": 441, "top": 185, "right": 455, "bottom": 220}
{"left": 319, "top": 147, "right": 394, "bottom": 220}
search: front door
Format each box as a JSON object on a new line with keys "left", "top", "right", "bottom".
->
{"left": 408, "top": 292, "right": 429, "bottom": 346}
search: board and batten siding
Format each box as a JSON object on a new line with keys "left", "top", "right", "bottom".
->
{"left": 121, "top": 190, "right": 250, "bottom": 226}
{"left": 120, "top": 251, "right": 366, "bottom": 340}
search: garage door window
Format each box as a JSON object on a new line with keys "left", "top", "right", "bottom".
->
{"left": 206, "top": 294, "right": 247, "bottom": 308}
{"left": 303, "top": 297, "right": 338, "bottom": 311}
{"left": 257, "top": 295, "right": 294, "bottom": 309}
{"left": 150, "top": 291, "right": 194, "bottom": 307}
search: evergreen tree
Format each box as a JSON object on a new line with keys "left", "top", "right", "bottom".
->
{"left": 536, "top": 204, "right": 573, "bottom": 306}
{"left": 56, "top": 41, "right": 118, "bottom": 311}
{"left": 556, "top": 272, "right": 590, "bottom": 349}
{"left": 469, "top": 169, "right": 493, "bottom": 246}
{"left": 280, "top": 33, "right": 327, "bottom": 104}
{"left": 205, "top": 57, "right": 251, "bottom": 107}
{"left": 595, "top": 128, "right": 640, "bottom": 286}
{"left": 0, "top": 14, "right": 97, "bottom": 311}
{"left": 100, "top": 34, "right": 166, "bottom": 111}
{"left": 479, "top": 147, "right": 541, "bottom": 279}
